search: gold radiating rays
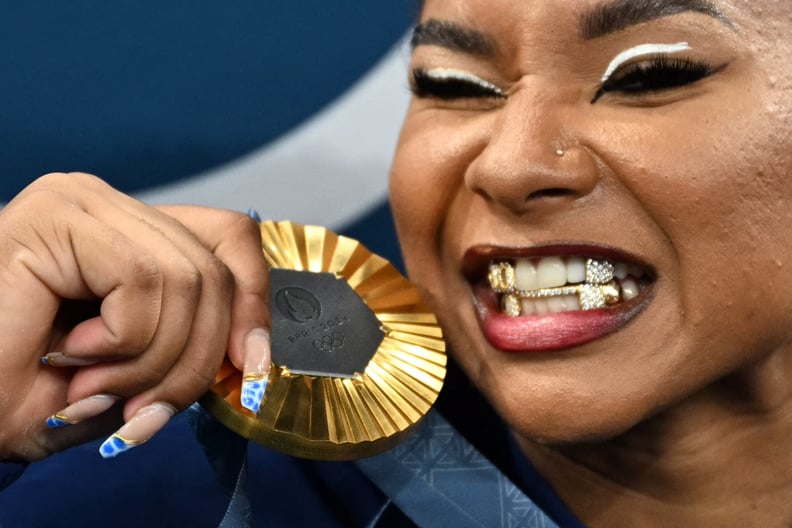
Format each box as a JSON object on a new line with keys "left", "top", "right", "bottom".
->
{"left": 202, "top": 221, "right": 446, "bottom": 460}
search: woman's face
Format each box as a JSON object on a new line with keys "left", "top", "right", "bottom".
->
{"left": 390, "top": 0, "right": 792, "bottom": 442}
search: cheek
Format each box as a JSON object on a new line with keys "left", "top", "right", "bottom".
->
{"left": 599, "top": 72, "right": 792, "bottom": 255}
{"left": 389, "top": 137, "right": 442, "bottom": 283}
{"left": 650, "top": 107, "right": 792, "bottom": 270}
{"left": 389, "top": 110, "right": 487, "bottom": 278}
{"left": 606, "top": 85, "right": 792, "bottom": 351}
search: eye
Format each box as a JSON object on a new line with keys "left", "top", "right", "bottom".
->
{"left": 410, "top": 68, "right": 505, "bottom": 101}
{"left": 591, "top": 57, "right": 721, "bottom": 104}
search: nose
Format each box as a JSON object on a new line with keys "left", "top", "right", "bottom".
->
{"left": 464, "top": 86, "right": 599, "bottom": 216}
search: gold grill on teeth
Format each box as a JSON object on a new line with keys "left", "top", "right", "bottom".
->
{"left": 488, "top": 259, "right": 621, "bottom": 316}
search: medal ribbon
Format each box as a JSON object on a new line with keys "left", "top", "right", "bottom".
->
{"left": 189, "top": 404, "right": 558, "bottom": 527}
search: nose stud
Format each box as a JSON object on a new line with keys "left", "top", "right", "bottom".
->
{"left": 555, "top": 148, "right": 565, "bottom": 157}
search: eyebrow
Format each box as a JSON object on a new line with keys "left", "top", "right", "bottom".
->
{"left": 411, "top": 19, "right": 496, "bottom": 56}
{"left": 411, "top": 1, "right": 733, "bottom": 56}
{"left": 581, "top": 0, "right": 734, "bottom": 39}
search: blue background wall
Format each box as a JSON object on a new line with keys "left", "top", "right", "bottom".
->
{"left": 0, "top": 3, "right": 415, "bottom": 525}
{"left": 0, "top": 1, "right": 415, "bottom": 198}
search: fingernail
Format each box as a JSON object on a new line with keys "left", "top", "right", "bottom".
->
{"left": 46, "top": 394, "right": 120, "bottom": 428}
{"left": 41, "top": 352, "right": 97, "bottom": 367}
{"left": 241, "top": 328, "right": 271, "bottom": 414}
{"left": 99, "top": 402, "right": 176, "bottom": 459}
{"left": 246, "top": 208, "right": 262, "bottom": 222}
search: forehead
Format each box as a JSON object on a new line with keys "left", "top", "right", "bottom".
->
{"left": 417, "top": 0, "right": 779, "bottom": 33}
{"left": 416, "top": 0, "right": 792, "bottom": 66}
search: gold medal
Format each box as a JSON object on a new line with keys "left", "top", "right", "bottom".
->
{"left": 201, "top": 220, "right": 446, "bottom": 460}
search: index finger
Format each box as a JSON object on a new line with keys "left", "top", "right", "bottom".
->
{"left": 156, "top": 206, "right": 270, "bottom": 372}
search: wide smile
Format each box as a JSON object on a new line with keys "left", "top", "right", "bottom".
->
{"left": 487, "top": 256, "right": 651, "bottom": 316}
{"left": 464, "top": 247, "right": 655, "bottom": 352}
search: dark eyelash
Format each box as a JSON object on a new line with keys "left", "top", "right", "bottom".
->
{"left": 410, "top": 68, "right": 504, "bottom": 100}
{"left": 591, "top": 58, "right": 718, "bottom": 104}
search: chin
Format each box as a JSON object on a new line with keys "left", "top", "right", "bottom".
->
{"left": 463, "top": 353, "right": 656, "bottom": 446}
{"left": 498, "top": 395, "right": 649, "bottom": 446}
{"left": 514, "top": 413, "right": 642, "bottom": 446}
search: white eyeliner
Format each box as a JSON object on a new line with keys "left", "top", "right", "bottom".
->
{"left": 601, "top": 42, "right": 691, "bottom": 83}
{"left": 423, "top": 68, "right": 504, "bottom": 96}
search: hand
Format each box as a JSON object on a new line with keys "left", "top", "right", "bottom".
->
{"left": 0, "top": 173, "right": 270, "bottom": 461}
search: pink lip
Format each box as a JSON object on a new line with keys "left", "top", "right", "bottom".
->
{"left": 465, "top": 244, "right": 654, "bottom": 353}
{"left": 475, "top": 286, "right": 649, "bottom": 352}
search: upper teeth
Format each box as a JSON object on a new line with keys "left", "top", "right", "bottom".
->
{"left": 487, "top": 257, "right": 640, "bottom": 316}
{"left": 489, "top": 258, "right": 615, "bottom": 293}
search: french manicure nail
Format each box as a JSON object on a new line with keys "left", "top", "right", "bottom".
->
{"left": 46, "top": 394, "right": 120, "bottom": 428}
{"left": 40, "top": 352, "right": 97, "bottom": 367}
{"left": 99, "top": 402, "right": 176, "bottom": 459}
{"left": 241, "top": 328, "right": 271, "bottom": 414}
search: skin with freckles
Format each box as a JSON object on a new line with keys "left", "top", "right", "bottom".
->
{"left": 391, "top": 0, "right": 792, "bottom": 525}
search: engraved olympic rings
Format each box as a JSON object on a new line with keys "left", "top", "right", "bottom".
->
{"left": 312, "top": 332, "right": 345, "bottom": 352}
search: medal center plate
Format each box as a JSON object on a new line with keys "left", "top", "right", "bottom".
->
{"left": 270, "top": 269, "right": 384, "bottom": 378}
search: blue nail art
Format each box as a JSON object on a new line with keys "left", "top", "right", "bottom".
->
{"left": 241, "top": 377, "right": 268, "bottom": 414}
{"left": 246, "top": 208, "right": 262, "bottom": 222}
{"left": 46, "top": 415, "right": 73, "bottom": 428}
{"left": 99, "top": 435, "right": 139, "bottom": 459}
